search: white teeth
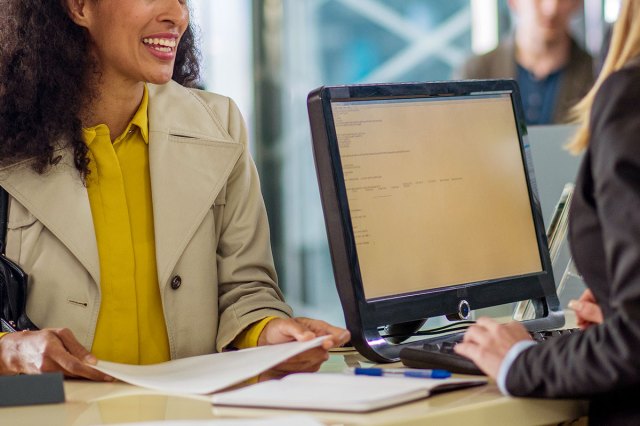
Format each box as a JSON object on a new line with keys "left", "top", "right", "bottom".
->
{"left": 143, "top": 38, "right": 177, "bottom": 49}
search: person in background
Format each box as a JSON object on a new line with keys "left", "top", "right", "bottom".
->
{"left": 456, "top": 0, "right": 594, "bottom": 125}
{"left": 455, "top": 1, "right": 640, "bottom": 424}
{"left": 0, "top": 0, "right": 349, "bottom": 379}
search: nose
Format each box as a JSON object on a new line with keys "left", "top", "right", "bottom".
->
{"left": 158, "top": 0, "right": 189, "bottom": 28}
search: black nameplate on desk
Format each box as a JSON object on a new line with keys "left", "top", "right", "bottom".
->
{"left": 0, "top": 372, "right": 65, "bottom": 407}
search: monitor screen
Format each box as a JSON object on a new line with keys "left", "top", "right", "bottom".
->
{"left": 308, "top": 80, "right": 563, "bottom": 362}
{"left": 331, "top": 94, "right": 542, "bottom": 300}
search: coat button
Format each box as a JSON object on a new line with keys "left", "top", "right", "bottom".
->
{"left": 170, "top": 275, "right": 182, "bottom": 290}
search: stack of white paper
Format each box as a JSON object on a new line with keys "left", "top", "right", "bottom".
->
{"left": 91, "top": 336, "right": 328, "bottom": 395}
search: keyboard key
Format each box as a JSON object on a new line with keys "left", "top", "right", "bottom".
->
{"left": 440, "top": 341, "right": 456, "bottom": 353}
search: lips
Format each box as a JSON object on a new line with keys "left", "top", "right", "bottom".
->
{"left": 142, "top": 34, "right": 179, "bottom": 60}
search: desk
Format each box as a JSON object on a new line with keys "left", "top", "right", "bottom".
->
{"left": 0, "top": 352, "right": 587, "bottom": 426}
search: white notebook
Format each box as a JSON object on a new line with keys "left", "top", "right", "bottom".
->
{"left": 211, "top": 373, "right": 487, "bottom": 412}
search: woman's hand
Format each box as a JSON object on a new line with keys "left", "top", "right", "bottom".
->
{"left": 454, "top": 317, "right": 533, "bottom": 379}
{"left": 0, "top": 328, "right": 111, "bottom": 381}
{"left": 258, "top": 317, "right": 350, "bottom": 373}
{"left": 568, "top": 289, "right": 603, "bottom": 330}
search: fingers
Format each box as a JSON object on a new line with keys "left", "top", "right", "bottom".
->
{"left": 293, "top": 318, "right": 351, "bottom": 348}
{"left": 259, "top": 318, "right": 315, "bottom": 346}
{"left": 462, "top": 317, "right": 523, "bottom": 346}
{"left": 260, "top": 317, "right": 350, "bottom": 349}
{"left": 569, "top": 300, "right": 603, "bottom": 322}
{"left": 52, "top": 329, "right": 112, "bottom": 381}
{"left": 569, "top": 289, "right": 603, "bottom": 329}
{"left": 461, "top": 319, "right": 493, "bottom": 346}
{"left": 258, "top": 317, "right": 349, "bottom": 373}
{"left": 568, "top": 299, "right": 603, "bottom": 329}
{"left": 455, "top": 318, "right": 533, "bottom": 379}
{"left": 56, "top": 328, "right": 96, "bottom": 365}
{"left": 0, "top": 329, "right": 110, "bottom": 381}
{"left": 578, "top": 289, "right": 596, "bottom": 303}
{"left": 283, "top": 321, "right": 316, "bottom": 342}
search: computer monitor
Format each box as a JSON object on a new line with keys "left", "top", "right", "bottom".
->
{"left": 307, "top": 80, "right": 564, "bottom": 362}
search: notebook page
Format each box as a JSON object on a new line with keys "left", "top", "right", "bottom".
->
{"left": 212, "top": 373, "right": 485, "bottom": 412}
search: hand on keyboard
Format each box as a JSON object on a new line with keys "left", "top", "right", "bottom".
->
{"left": 399, "top": 324, "right": 580, "bottom": 376}
{"left": 453, "top": 318, "right": 533, "bottom": 379}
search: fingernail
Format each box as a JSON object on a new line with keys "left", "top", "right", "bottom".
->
{"left": 568, "top": 300, "right": 582, "bottom": 310}
{"left": 104, "top": 375, "right": 114, "bottom": 382}
{"left": 84, "top": 354, "right": 98, "bottom": 365}
{"left": 340, "top": 331, "right": 350, "bottom": 341}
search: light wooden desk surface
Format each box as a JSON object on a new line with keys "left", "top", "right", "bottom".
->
{"left": 0, "top": 351, "right": 587, "bottom": 426}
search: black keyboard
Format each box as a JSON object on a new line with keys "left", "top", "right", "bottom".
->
{"left": 399, "top": 328, "right": 580, "bottom": 375}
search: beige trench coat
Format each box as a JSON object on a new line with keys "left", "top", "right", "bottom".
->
{"left": 0, "top": 81, "right": 292, "bottom": 359}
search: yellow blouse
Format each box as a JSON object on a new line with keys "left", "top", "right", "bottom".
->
{"left": 82, "top": 86, "right": 272, "bottom": 364}
{"left": 83, "top": 87, "right": 169, "bottom": 364}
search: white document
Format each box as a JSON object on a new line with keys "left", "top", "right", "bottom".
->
{"left": 91, "top": 336, "right": 327, "bottom": 395}
{"left": 212, "top": 373, "right": 488, "bottom": 412}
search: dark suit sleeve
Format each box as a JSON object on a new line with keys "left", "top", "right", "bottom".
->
{"left": 505, "top": 67, "right": 640, "bottom": 398}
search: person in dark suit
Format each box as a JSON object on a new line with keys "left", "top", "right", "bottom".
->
{"left": 456, "top": 0, "right": 594, "bottom": 125}
{"left": 455, "top": 1, "right": 640, "bottom": 424}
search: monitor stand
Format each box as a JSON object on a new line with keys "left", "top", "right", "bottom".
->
{"left": 382, "top": 319, "right": 427, "bottom": 344}
{"left": 349, "top": 294, "right": 565, "bottom": 364}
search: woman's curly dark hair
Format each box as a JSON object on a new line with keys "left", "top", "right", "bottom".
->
{"left": 0, "top": 0, "right": 200, "bottom": 178}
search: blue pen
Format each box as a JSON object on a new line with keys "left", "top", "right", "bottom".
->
{"left": 347, "top": 367, "right": 451, "bottom": 379}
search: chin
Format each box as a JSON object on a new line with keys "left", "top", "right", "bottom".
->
{"left": 540, "top": 28, "right": 564, "bottom": 42}
{"left": 146, "top": 75, "right": 175, "bottom": 85}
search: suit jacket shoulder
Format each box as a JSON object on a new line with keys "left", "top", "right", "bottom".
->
{"left": 589, "top": 59, "right": 640, "bottom": 155}
{"left": 553, "top": 38, "right": 594, "bottom": 123}
{"left": 455, "top": 40, "right": 515, "bottom": 80}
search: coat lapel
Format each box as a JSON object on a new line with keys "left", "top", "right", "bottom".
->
{"left": 147, "top": 82, "right": 243, "bottom": 287}
{"left": 0, "top": 153, "right": 100, "bottom": 284}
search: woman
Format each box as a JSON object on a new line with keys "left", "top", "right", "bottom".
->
{"left": 0, "top": 0, "right": 348, "bottom": 380}
{"left": 455, "top": 1, "right": 640, "bottom": 424}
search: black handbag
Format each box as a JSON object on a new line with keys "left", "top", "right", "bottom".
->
{"left": 0, "top": 187, "right": 38, "bottom": 332}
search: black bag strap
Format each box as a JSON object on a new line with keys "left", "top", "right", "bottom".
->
{"left": 0, "top": 186, "right": 7, "bottom": 254}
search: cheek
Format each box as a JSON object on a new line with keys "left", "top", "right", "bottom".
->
{"left": 92, "top": 24, "right": 135, "bottom": 59}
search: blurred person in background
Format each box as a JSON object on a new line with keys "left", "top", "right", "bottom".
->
{"left": 456, "top": 0, "right": 594, "bottom": 125}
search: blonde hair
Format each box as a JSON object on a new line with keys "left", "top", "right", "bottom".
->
{"left": 568, "top": 0, "right": 640, "bottom": 154}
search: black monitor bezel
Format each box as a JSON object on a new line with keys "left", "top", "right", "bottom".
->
{"left": 308, "top": 80, "right": 558, "bottom": 340}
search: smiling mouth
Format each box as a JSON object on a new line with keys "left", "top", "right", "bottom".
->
{"left": 143, "top": 38, "right": 177, "bottom": 53}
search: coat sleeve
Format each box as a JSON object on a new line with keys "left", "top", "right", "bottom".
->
{"left": 505, "top": 67, "right": 640, "bottom": 397}
{"left": 214, "top": 98, "right": 292, "bottom": 351}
